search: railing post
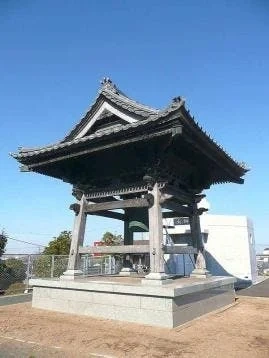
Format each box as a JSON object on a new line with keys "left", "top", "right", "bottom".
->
{"left": 50, "top": 255, "right": 55, "bottom": 278}
{"left": 24, "top": 255, "right": 31, "bottom": 293}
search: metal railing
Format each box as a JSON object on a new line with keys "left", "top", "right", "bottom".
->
{"left": 0, "top": 254, "right": 121, "bottom": 295}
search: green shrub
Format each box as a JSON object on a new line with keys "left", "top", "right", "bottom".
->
{"left": 0, "top": 259, "right": 26, "bottom": 290}
{"left": 5, "top": 282, "right": 26, "bottom": 295}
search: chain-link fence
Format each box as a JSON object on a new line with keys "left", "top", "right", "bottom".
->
{"left": 256, "top": 256, "right": 269, "bottom": 275}
{"left": 0, "top": 254, "right": 122, "bottom": 295}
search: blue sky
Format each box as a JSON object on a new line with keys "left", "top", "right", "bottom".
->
{"left": 0, "top": 0, "right": 268, "bottom": 254}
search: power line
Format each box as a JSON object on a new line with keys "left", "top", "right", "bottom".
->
{"left": 6, "top": 237, "right": 45, "bottom": 248}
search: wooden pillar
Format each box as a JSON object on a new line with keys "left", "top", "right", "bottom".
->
{"left": 61, "top": 195, "right": 87, "bottom": 280}
{"left": 190, "top": 203, "right": 210, "bottom": 278}
{"left": 124, "top": 214, "right": 133, "bottom": 245}
{"left": 144, "top": 183, "right": 170, "bottom": 282}
{"left": 119, "top": 211, "right": 135, "bottom": 276}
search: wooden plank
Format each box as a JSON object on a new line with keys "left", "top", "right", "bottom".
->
{"left": 163, "top": 246, "right": 197, "bottom": 254}
{"left": 162, "top": 200, "right": 192, "bottom": 216}
{"left": 79, "top": 245, "right": 150, "bottom": 254}
{"left": 85, "top": 198, "right": 149, "bottom": 213}
{"left": 88, "top": 210, "right": 125, "bottom": 221}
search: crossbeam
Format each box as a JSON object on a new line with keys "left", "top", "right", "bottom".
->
{"left": 79, "top": 245, "right": 150, "bottom": 254}
{"left": 162, "top": 211, "right": 179, "bottom": 219}
{"left": 88, "top": 210, "right": 125, "bottom": 221}
{"left": 85, "top": 198, "right": 149, "bottom": 213}
{"left": 79, "top": 244, "right": 197, "bottom": 255}
{"left": 163, "top": 246, "right": 197, "bottom": 254}
{"left": 161, "top": 200, "right": 192, "bottom": 216}
{"left": 161, "top": 185, "right": 194, "bottom": 204}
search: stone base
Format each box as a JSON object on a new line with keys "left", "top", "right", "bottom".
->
{"left": 29, "top": 276, "right": 236, "bottom": 328}
{"left": 190, "top": 268, "right": 211, "bottom": 279}
{"left": 119, "top": 267, "right": 138, "bottom": 277}
{"left": 60, "top": 269, "right": 84, "bottom": 280}
{"left": 142, "top": 272, "right": 173, "bottom": 286}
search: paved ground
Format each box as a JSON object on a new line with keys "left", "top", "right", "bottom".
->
{"left": 0, "top": 297, "right": 268, "bottom": 358}
{"left": 0, "top": 337, "right": 64, "bottom": 358}
{"left": 0, "top": 293, "right": 32, "bottom": 306}
{"left": 237, "top": 277, "right": 269, "bottom": 298}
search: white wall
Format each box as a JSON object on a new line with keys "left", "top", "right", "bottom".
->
{"left": 201, "top": 215, "right": 257, "bottom": 283}
{"left": 165, "top": 214, "right": 257, "bottom": 284}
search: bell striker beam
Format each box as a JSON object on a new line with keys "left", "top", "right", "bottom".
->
{"left": 61, "top": 195, "right": 87, "bottom": 280}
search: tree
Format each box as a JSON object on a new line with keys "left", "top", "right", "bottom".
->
{"left": 0, "top": 232, "right": 27, "bottom": 292}
{"left": 43, "top": 230, "right": 71, "bottom": 255}
{"left": 4, "top": 258, "right": 26, "bottom": 283}
{"left": 32, "top": 255, "right": 68, "bottom": 278}
{"left": 32, "top": 231, "right": 71, "bottom": 278}
{"left": 101, "top": 232, "right": 122, "bottom": 246}
{"left": 0, "top": 230, "right": 8, "bottom": 257}
{"left": 0, "top": 230, "right": 9, "bottom": 289}
{"left": 0, "top": 256, "right": 26, "bottom": 290}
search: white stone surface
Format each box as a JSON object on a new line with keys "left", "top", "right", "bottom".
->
{"left": 30, "top": 276, "right": 235, "bottom": 328}
{"left": 29, "top": 276, "right": 235, "bottom": 298}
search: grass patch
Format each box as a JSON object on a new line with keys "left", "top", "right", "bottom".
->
{"left": 4, "top": 282, "right": 27, "bottom": 295}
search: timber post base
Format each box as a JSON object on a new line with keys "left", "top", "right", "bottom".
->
{"left": 119, "top": 267, "right": 138, "bottom": 277}
{"left": 190, "top": 268, "right": 211, "bottom": 279}
{"left": 142, "top": 272, "right": 173, "bottom": 285}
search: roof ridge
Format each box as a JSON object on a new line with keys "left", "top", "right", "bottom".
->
{"left": 99, "top": 77, "right": 159, "bottom": 113}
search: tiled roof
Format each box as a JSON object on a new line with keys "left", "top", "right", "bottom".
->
{"left": 11, "top": 79, "right": 248, "bottom": 175}
{"left": 11, "top": 104, "right": 179, "bottom": 160}
{"left": 63, "top": 78, "right": 159, "bottom": 142}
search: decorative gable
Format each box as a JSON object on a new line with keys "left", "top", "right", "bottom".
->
{"left": 62, "top": 78, "right": 159, "bottom": 142}
{"left": 74, "top": 100, "right": 138, "bottom": 139}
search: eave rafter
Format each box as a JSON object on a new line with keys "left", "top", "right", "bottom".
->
{"left": 179, "top": 106, "right": 248, "bottom": 177}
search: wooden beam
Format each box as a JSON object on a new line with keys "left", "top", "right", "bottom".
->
{"left": 79, "top": 245, "right": 150, "bottom": 254}
{"left": 88, "top": 210, "right": 125, "bottom": 221}
{"left": 162, "top": 211, "right": 179, "bottom": 219}
{"left": 79, "top": 244, "right": 197, "bottom": 255}
{"left": 160, "top": 193, "right": 174, "bottom": 203}
{"left": 26, "top": 128, "right": 173, "bottom": 169}
{"left": 161, "top": 185, "right": 194, "bottom": 204}
{"left": 163, "top": 245, "right": 197, "bottom": 254}
{"left": 162, "top": 200, "right": 192, "bottom": 216}
{"left": 85, "top": 198, "right": 149, "bottom": 213}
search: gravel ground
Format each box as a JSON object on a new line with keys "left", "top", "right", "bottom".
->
{"left": 0, "top": 297, "right": 268, "bottom": 358}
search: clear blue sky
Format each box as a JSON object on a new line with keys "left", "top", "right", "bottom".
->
{"left": 0, "top": 0, "right": 268, "bottom": 254}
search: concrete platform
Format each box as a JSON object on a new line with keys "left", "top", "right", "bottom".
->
{"left": 29, "top": 275, "right": 236, "bottom": 328}
{"left": 237, "top": 277, "right": 269, "bottom": 298}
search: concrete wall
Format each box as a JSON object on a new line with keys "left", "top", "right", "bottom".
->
{"left": 164, "top": 214, "right": 257, "bottom": 285}
{"left": 201, "top": 215, "right": 257, "bottom": 284}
